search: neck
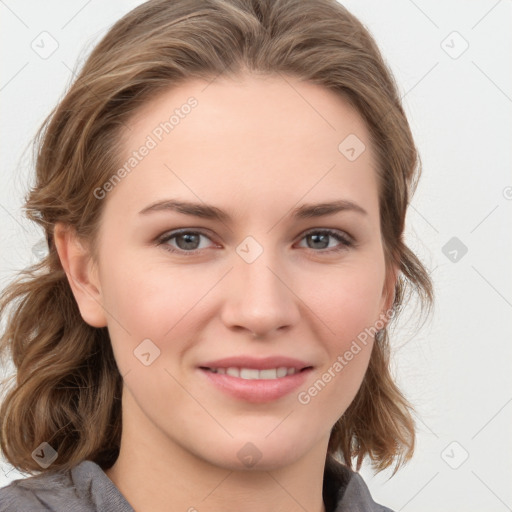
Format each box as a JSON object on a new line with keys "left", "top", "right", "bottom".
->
{"left": 105, "top": 389, "right": 328, "bottom": 512}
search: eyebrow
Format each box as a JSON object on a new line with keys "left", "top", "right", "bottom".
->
{"left": 138, "top": 198, "right": 367, "bottom": 221}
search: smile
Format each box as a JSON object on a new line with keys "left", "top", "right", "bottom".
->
{"left": 199, "top": 366, "right": 313, "bottom": 403}
{"left": 204, "top": 367, "right": 303, "bottom": 379}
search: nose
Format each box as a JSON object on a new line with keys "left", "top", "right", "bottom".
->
{"left": 220, "top": 248, "right": 301, "bottom": 339}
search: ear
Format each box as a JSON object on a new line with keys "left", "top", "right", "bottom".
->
{"left": 53, "top": 222, "right": 108, "bottom": 328}
{"left": 379, "top": 261, "right": 399, "bottom": 328}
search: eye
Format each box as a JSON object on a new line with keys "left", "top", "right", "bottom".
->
{"left": 157, "top": 230, "right": 216, "bottom": 253}
{"left": 296, "top": 229, "right": 354, "bottom": 252}
{"left": 156, "top": 228, "right": 354, "bottom": 255}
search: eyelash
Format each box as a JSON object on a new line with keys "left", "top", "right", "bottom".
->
{"left": 156, "top": 228, "right": 355, "bottom": 255}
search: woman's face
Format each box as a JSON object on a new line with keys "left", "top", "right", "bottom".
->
{"left": 80, "top": 74, "right": 395, "bottom": 470}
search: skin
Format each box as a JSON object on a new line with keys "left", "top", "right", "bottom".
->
{"left": 55, "top": 73, "right": 397, "bottom": 512}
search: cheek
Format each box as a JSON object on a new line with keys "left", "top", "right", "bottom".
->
{"left": 102, "top": 251, "right": 198, "bottom": 325}
{"left": 299, "top": 258, "right": 386, "bottom": 343}
{"left": 294, "top": 260, "right": 384, "bottom": 404}
{"left": 99, "top": 257, "right": 219, "bottom": 365}
{"left": 296, "top": 269, "right": 380, "bottom": 417}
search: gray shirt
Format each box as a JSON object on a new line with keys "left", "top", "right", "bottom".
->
{"left": 0, "top": 456, "right": 394, "bottom": 511}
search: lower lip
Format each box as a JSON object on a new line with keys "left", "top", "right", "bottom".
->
{"left": 199, "top": 368, "right": 312, "bottom": 403}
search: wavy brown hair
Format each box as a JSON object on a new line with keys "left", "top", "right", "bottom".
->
{"left": 0, "top": 0, "right": 433, "bottom": 476}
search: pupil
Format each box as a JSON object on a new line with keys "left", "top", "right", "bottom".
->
{"left": 174, "top": 233, "right": 331, "bottom": 251}
{"left": 310, "top": 234, "right": 328, "bottom": 249}
{"left": 177, "top": 233, "right": 199, "bottom": 250}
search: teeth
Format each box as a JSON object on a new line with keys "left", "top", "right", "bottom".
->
{"left": 210, "top": 367, "right": 299, "bottom": 379}
{"left": 240, "top": 368, "right": 259, "bottom": 379}
{"left": 277, "top": 367, "right": 288, "bottom": 378}
{"left": 259, "top": 369, "right": 277, "bottom": 379}
{"left": 226, "top": 367, "right": 239, "bottom": 377}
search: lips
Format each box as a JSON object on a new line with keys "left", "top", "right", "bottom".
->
{"left": 198, "top": 356, "right": 313, "bottom": 402}
{"left": 199, "top": 355, "right": 312, "bottom": 372}
{"left": 206, "top": 367, "right": 299, "bottom": 379}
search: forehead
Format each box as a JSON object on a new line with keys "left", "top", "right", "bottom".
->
{"left": 109, "top": 73, "right": 379, "bottom": 219}
{"left": 125, "top": 73, "right": 372, "bottom": 156}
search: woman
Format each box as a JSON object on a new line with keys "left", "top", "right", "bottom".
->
{"left": 0, "top": 0, "right": 433, "bottom": 510}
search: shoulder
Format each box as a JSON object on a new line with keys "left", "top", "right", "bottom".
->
{"left": 324, "top": 455, "right": 395, "bottom": 512}
{"left": 0, "top": 465, "right": 76, "bottom": 512}
{"left": 0, "top": 460, "right": 133, "bottom": 512}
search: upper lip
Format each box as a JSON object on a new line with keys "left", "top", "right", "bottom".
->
{"left": 198, "top": 356, "right": 313, "bottom": 371}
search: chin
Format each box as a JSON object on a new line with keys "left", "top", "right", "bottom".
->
{"left": 192, "top": 434, "right": 316, "bottom": 472}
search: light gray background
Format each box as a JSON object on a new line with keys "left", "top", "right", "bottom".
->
{"left": 1, "top": 1, "right": 511, "bottom": 511}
